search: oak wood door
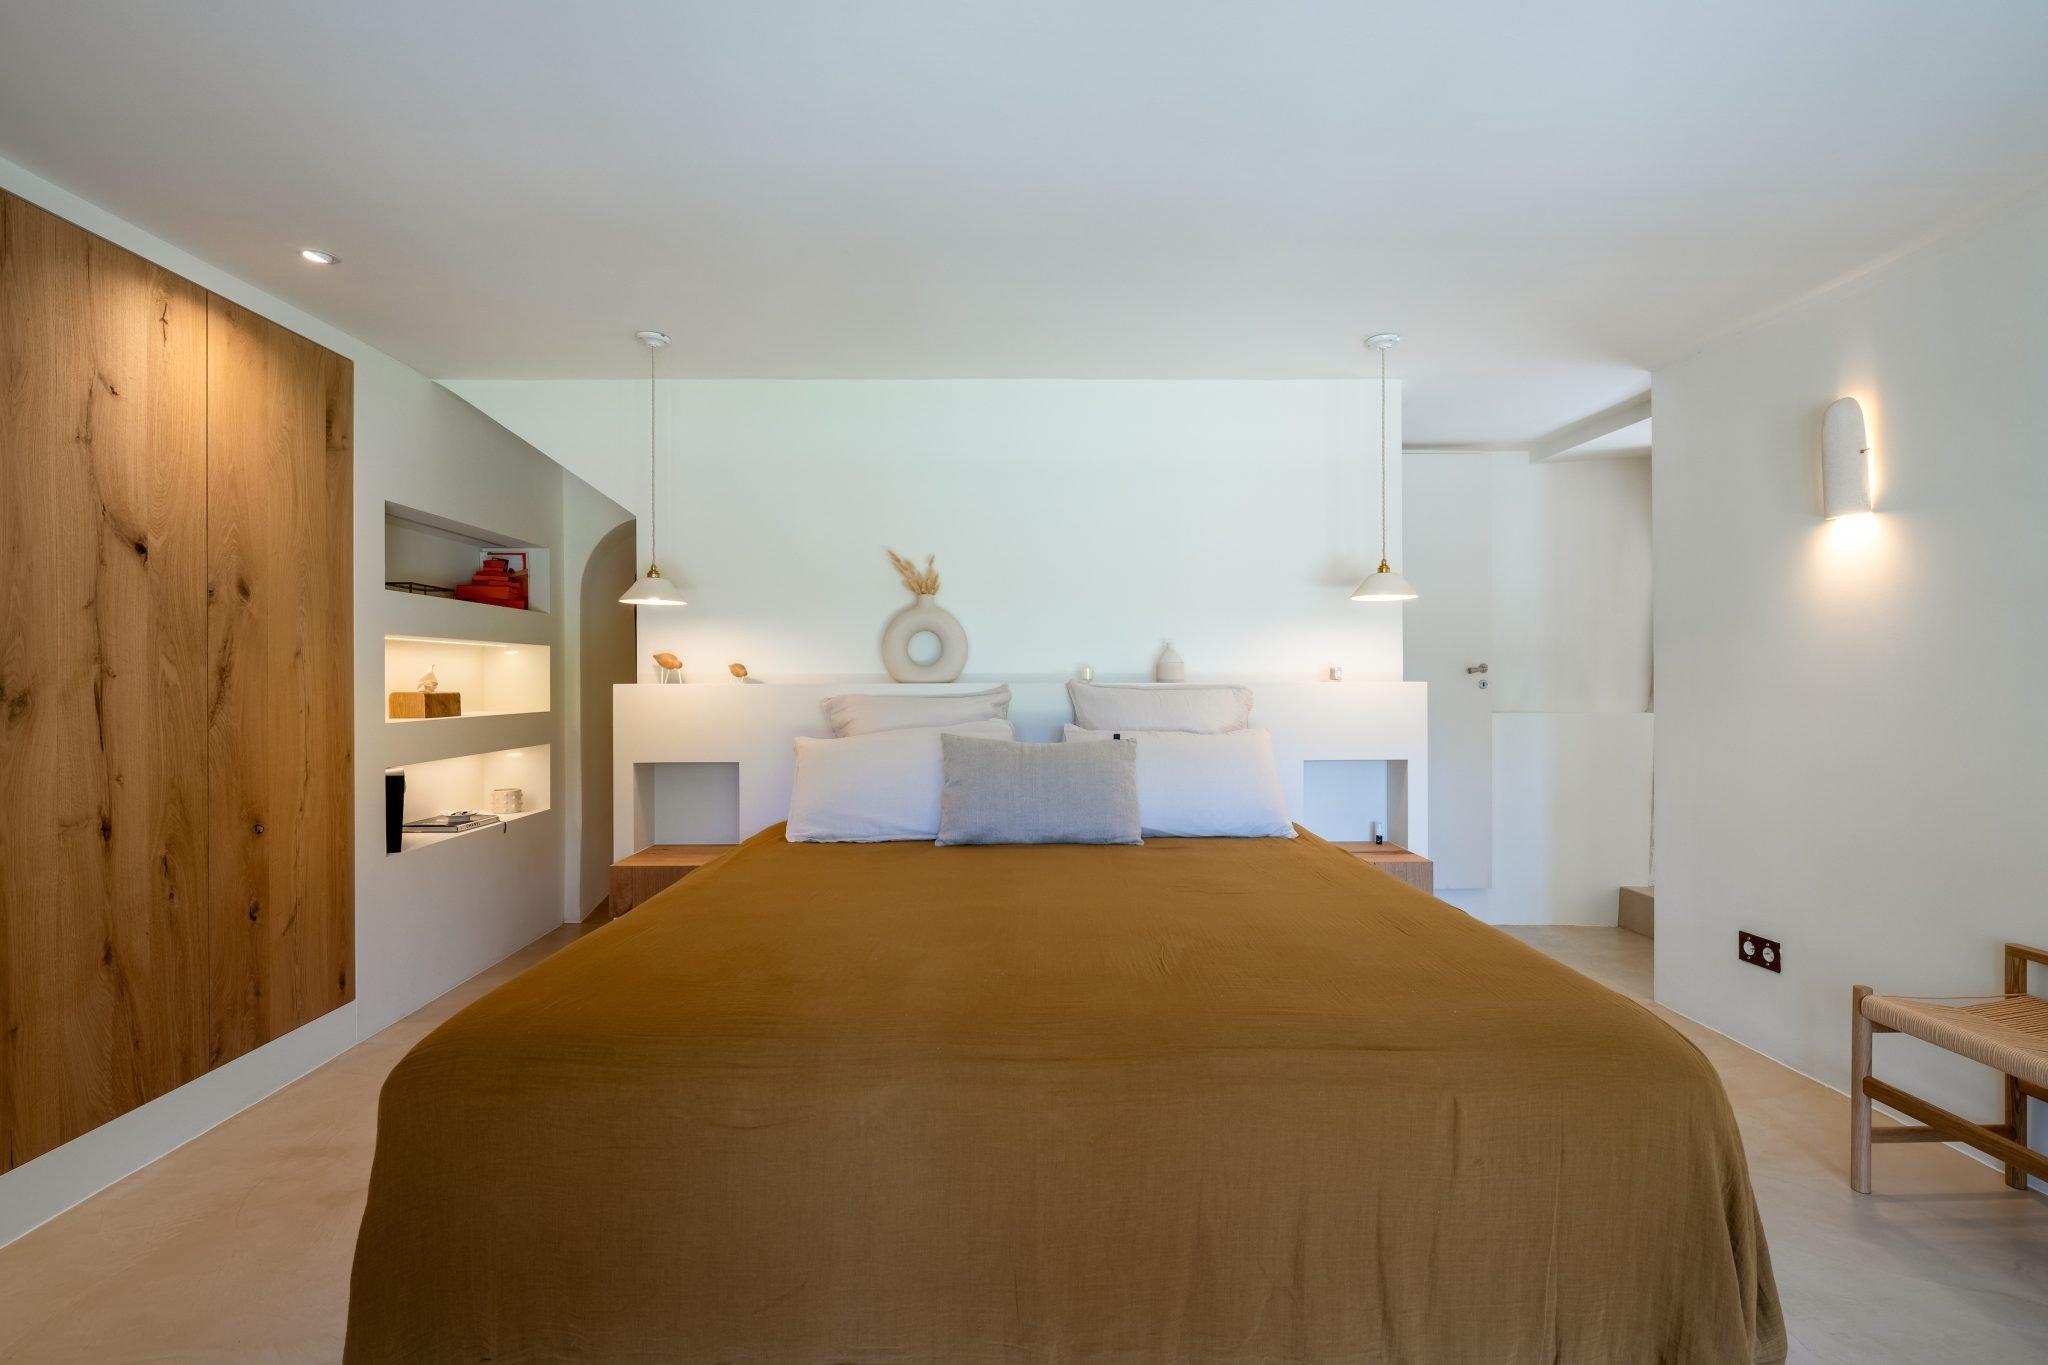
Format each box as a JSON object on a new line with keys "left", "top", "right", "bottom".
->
{"left": 0, "top": 191, "right": 210, "bottom": 1171}
{"left": 205, "top": 297, "right": 354, "bottom": 1065}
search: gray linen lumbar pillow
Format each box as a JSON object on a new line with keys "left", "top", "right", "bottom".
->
{"left": 936, "top": 732, "right": 1141, "bottom": 846}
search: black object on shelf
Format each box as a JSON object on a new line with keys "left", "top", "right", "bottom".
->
{"left": 385, "top": 771, "right": 405, "bottom": 855}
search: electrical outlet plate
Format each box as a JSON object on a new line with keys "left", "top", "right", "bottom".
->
{"left": 1738, "top": 931, "right": 1782, "bottom": 973}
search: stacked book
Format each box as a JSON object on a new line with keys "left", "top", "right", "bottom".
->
{"left": 402, "top": 811, "right": 502, "bottom": 835}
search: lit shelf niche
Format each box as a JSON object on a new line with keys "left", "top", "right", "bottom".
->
{"left": 389, "top": 745, "right": 552, "bottom": 853}
{"left": 385, "top": 635, "right": 550, "bottom": 722}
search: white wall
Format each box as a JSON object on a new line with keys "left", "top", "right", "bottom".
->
{"left": 1406, "top": 451, "right": 1654, "bottom": 922}
{"left": 1652, "top": 188, "right": 2047, "bottom": 1182}
{"left": 1400, "top": 451, "right": 1494, "bottom": 888}
{"left": 447, "top": 380, "right": 1406, "bottom": 683}
{"left": 1488, "top": 456, "right": 1652, "bottom": 714}
{"left": 557, "top": 477, "right": 636, "bottom": 920}
{"left": 0, "top": 156, "right": 607, "bottom": 1243}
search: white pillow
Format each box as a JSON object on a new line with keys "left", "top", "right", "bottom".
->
{"left": 787, "top": 719, "right": 1013, "bottom": 842}
{"left": 1065, "top": 680, "right": 1251, "bottom": 734}
{"left": 1062, "top": 725, "right": 1294, "bottom": 838}
{"left": 822, "top": 685, "right": 1012, "bottom": 737}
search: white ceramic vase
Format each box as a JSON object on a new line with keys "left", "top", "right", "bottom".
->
{"left": 1155, "top": 641, "right": 1185, "bottom": 683}
{"left": 881, "top": 594, "right": 968, "bottom": 682}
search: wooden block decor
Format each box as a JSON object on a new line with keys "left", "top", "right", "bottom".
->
{"left": 610, "top": 845, "right": 735, "bottom": 916}
{"left": 388, "top": 691, "right": 462, "bottom": 719}
{"left": 1332, "top": 842, "right": 1435, "bottom": 895}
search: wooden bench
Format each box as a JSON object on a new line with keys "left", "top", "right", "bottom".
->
{"left": 1850, "top": 942, "right": 2048, "bottom": 1192}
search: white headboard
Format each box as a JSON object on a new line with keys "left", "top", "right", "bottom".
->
{"left": 613, "top": 676, "right": 1428, "bottom": 856}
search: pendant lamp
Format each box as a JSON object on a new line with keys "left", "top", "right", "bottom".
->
{"left": 1351, "top": 332, "right": 1419, "bottom": 602}
{"left": 620, "top": 330, "right": 689, "bottom": 606}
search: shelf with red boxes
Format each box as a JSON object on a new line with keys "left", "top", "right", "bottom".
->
{"left": 384, "top": 501, "right": 551, "bottom": 615}
{"left": 454, "top": 552, "right": 530, "bottom": 610}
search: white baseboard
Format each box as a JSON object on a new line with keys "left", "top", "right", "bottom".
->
{"left": 0, "top": 1005, "right": 357, "bottom": 1248}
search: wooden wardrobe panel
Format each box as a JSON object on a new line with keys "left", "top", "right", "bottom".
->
{"left": 205, "top": 297, "right": 354, "bottom": 1065}
{"left": 0, "top": 191, "right": 210, "bottom": 1172}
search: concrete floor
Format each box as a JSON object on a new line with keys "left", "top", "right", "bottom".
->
{"left": 0, "top": 923, "right": 2041, "bottom": 1363}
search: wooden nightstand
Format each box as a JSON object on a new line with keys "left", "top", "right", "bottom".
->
{"left": 1330, "top": 842, "right": 1434, "bottom": 895}
{"left": 608, "top": 844, "right": 735, "bottom": 916}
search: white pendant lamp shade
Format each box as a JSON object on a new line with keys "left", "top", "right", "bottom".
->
{"left": 620, "top": 564, "right": 688, "bottom": 606}
{"left": 1351, "top": 561, "right": 1419, "bottom": 602}
{"left": 1352, "top": 332, "right": 1419, "bottom": 603}
{"left": 622, "top": 330, "right": 687, "bottom": 607}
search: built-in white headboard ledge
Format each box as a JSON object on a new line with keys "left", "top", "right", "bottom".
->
{"left": 614, "top": 677, "right": 1428, "bottom": 857}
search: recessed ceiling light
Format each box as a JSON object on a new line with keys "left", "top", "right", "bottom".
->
{"left": 301, "top": 248, "right": 336, "bottom": 265}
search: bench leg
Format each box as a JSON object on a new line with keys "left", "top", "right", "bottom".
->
{"left": 1851, "top": 985, "right": 1874, "bottom": 1194}
{"left": 2006, "top": 948, "right": 2032, "bottom": 1191}
{"left": 2007, "top": 1073, "right": 2030, "bottom": 1191}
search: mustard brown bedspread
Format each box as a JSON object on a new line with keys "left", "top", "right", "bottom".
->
{"left": 346, "top": 828, "right": 1783, "bottom": 1364}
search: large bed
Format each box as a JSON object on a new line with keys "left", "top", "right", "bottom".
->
{"left": 345, "top": 827, "right": 1784, "bottom": 1363}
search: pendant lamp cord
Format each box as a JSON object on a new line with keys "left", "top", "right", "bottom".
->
{"left": 1378, "top": 342, "right": 1389, "bottom": 564}
{"left": 648, "top": 345, "right": 658, "bottom": 563}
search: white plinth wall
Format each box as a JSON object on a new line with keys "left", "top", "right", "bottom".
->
{"left": 613, "top": 678, "right": 1428, "bottom": 856}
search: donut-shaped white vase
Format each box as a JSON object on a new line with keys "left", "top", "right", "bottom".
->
{"left": 881, "top": 595, "right": 967, "bottom": 682}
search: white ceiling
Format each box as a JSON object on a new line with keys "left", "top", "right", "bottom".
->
{"left": 3, "top": 1, "right": 2045, "bottom": 446}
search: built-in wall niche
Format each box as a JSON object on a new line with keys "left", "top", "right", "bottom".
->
{"left": 632, "top": 762, "right": 742, "bottom": 846}
{"left": 384, "top": 635, "right": 550, "bottom": 722}
{"left": 1302, "top": 759, "right": 1398, "bottom": 843}
{"left": 384, "top": 500, "right": 551, "bottom": 613}
{"left": 388, "top": 745, "right": 552, "bottom": 853}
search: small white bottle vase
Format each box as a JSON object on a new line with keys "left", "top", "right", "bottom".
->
{"left": 1154, "top": 641, "right": 1185, "bottom": 683}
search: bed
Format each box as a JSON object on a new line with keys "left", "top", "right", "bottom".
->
{"left": 345, "top": 827, "right": 1784, "bottom": 1363}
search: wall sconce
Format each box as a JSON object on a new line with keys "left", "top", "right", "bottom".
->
{"left": 1821, "top": 397, "right": 1873, "bottom": 518}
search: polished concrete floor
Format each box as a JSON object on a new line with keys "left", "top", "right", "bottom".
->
{"left": 0, "top": 923, "right": 2041, "bottom": 1363}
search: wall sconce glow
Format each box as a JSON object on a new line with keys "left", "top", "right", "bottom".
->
{"left": 1821, "top": 396, "right": 1873, "bottom": 519}
{"left": 300, "top": 248, "right": 336, "bottom": 265}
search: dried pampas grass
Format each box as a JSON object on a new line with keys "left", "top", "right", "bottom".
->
{"left": 886, "top": 549, "right": 941, "bottom": 597}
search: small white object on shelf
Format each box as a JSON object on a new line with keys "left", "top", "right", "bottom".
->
{"left": 1154, "top": 641, "right": 1185, "bottom": 683}
{"left": 490, "top": 787, "right": 524, "bottom": 815}
{"left": 418, "top": 664, "right": 439, "bottom": 694}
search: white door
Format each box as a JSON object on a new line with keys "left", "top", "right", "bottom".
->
{"left": 1401, "top": 452, "right": 1493, "bottom": 889}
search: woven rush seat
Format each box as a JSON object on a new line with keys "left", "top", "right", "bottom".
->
{"left": 1859, "top": 992, "right": 2048, "bottom": 1091}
